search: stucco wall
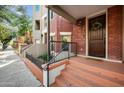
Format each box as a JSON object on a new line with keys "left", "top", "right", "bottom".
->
{"left": 32, "top": 5, "right": 42, "bottom": 43}
{"left": 25, "top": 43, "right": 47, "bottom": 58}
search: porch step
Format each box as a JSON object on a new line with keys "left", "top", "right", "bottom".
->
{"left": 51, "top": 57, "right": 124, "bottom": 87}
{"left": 67, "top": 65, "right": 121, "bottom": 86}
{"left": 51, "top": 69, "right": 91, "bottom": 87}
{"left": 69, "top": 58, "right": 124, "bottom": 85}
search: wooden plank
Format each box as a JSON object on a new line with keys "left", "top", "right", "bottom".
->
{"left": 70, "top": 62, "right": 124, "bottom": 85}
{"left": 67, "top": 65, "right": 122, "bottom": 86}
{"left": 70, "top": 58, "right": 124, "bottom": 82}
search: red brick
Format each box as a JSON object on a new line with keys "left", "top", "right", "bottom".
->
{"left": 72, "top": 18, "right": 86, "bottom": 55}
{"left": 108, "top": 5, "right": 123, "bottom": 60}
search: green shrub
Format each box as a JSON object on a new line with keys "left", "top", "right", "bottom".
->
{"left": 38, "top": 53, "right": 48, "bottom": 63}
{"left": 38, "top": 53, "right": 53, "bottom": 63}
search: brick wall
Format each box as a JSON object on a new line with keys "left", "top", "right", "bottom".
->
{"left": 108, "top": 5, "right": 123, "bottom": 60}
{"left": 50, "top": 14, "right": 73, "bottom": 52}
{"left": 50, "top": 5, "right": 123, "bottom": 61}
{"left": 72, "top": 18, "right": 86, "bottom": 55}
{"left": 50, "top": 14, "right": 73, "bottom": 40}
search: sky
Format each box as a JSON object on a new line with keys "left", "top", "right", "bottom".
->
{"left": 25, "top": 5, "right": 33, "bottom": 18}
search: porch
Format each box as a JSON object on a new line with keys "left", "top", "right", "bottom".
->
{"left": 25, "top": 55, "right": 124, "bottom": 87}
{"left": 51, "top": 56, "right": 124, "bottom": 87}
{"left": 24, "top": 5, "right": 124, "bottom": 87}
{"left": 47, "top": 5, "right": 124, "bottom": 62}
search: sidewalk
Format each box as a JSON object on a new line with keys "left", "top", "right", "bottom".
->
{"left": 0, "top": 46, "right": 41, "bottom": 87}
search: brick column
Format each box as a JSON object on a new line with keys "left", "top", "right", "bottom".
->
{"left": 72, "top": 18, "right": 86, "bottom": 55}
{"left": 108, "top": 5, "right": 123, "bottom": 60}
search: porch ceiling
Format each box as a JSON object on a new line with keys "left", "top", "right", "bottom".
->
{"left": 48, "top": 5, "right": 113, "bottom": 23}
{"left": 59, "top": 5, "right": 113, "bottom": 19}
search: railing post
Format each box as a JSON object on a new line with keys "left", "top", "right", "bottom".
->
{"left": 68, "top": 43, "right": 70, "bottom": 59}
{"left": 76, "top": 42, "right": 78, "bottom": 56}
{"left": 47, "top": 7, "right": 50, "bottom": 87}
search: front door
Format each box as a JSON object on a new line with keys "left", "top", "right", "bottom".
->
{"left": 88, "top": 14, "right": 106, "bottom": 58}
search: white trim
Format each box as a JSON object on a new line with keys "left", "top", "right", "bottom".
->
{"left": 86, "top": 10, "right": 108, "bottom": 59}
{"left": 106, "top": 10, "right": 108, "bottom": 59}
{"left": 41, "top": 13, "right": 47, "bottom": 19}
{"left": 42, "top": 28, "right": 47, "bottom": 33}
{"left": 60, "top": 32, "right": 72, "bottom": 35}
{"left": 50, "top": 32, "right": 55, "bottom": 36}
{"left": 78, "top": 55, "right": 122, "bottom": 63}
{"left": 42, "top": 61, "right": 66, "bottom": 86}
{"left": 87, "top": 9, "right": 107, "bottom": 18}
{"left": 86, "top": 17, "right": 88, "bottom": 56}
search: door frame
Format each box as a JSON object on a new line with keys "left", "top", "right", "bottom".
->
{"left": 86, "top": 10, "right": 108, "bottom": 59}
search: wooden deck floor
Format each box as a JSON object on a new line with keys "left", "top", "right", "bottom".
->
{"left": 51, "top": 57, "right": 124, "bottom": 87}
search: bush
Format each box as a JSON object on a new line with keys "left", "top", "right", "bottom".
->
{"left": 38, "top": 53, "right": 48, "bottom": 63}
{"left": 38, "top": 53, "right": 53, "bottom": 63}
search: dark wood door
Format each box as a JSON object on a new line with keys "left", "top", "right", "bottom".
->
{"left": 88, "top": 14, "right": 106, "bottom": 58}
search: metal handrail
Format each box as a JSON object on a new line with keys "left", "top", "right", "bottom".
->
{"left": 43, "top": 44, "right": 69, "bottom": 70}
{"left": 43, "top": 41, "right": 77, "bottom": 87}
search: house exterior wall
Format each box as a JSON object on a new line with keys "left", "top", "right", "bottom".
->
{"left": 50, "top": 15, "right": 73, "bottom": 40}
{"left": 108, "top": 5, "right": 123, "bottom": 60}
{"left": 32, "top": 5, "right": 42, "bottom": 43}
{"left": 31, "top": 5, "right": 48, "bottom": 58}
{"left": 50, "top": 14, "right": 73, "bottom": 52}
{"left": 72, "top": 18, "right": 86, "bottom": 55}
{"left": 34, "top": 5, "right": 123, "bottom": 62}
{"left": 123, "top": 6, "right": 124, "bottom": 62}
{"left": 71, "top": 5, "right": 123, "bottom": 61}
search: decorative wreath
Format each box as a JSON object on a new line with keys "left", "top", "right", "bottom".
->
{"left": 91, "top": 21, "right": 103, "bottom": 31}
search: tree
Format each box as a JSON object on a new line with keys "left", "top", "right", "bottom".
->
{"left": 0, "top": 6, "right": 17, "bottom": 24}
{"left": 0, "top": 5, "right": 32, "bottom": 50}
{"left": 0, "top": 6, "right": 18, "bottom": 50}
{"left": 0, "top": 25, "right": 12, "bottom": 50}
{"left": 13, "top": 6, "right": 32, "bottom": 36}
{"left": 0, "top": 6, "right": 32, "bottom": 37}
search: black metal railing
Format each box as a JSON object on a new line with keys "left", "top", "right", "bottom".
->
{"left": 20, "top": 44, "right": 32, "bottom": 54}
{"left": 25, "top": 52, "right": 43, "bottom": 69}
{"left": 43, "top": 41, "right": 77, "bottom": 86}
{"left": 50, "top": 41, "right": 77, "bottom": 62}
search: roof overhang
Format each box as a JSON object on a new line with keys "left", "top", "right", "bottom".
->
{"left": 47, "top": 5, "right": 113, "bottom": 24}
{"left": 47, "top": 5, "right": 77, "bottom": 24}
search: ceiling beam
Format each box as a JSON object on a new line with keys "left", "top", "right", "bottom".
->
{"left": 47, "top": 5, "right": 77, "bottom": 24}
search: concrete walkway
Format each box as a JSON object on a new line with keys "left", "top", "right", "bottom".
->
{"left": 0, "top": 46, "right": 41, "bottom": 87}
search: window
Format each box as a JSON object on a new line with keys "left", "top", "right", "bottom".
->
{"left": 44, "top": 17, "right": 47, "bottom": 29}
{"left": 35, "top": 5, "right": 40, "bottom": 12}
{"left": 35, "top": 20, "right": 40, "bottom": 30}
